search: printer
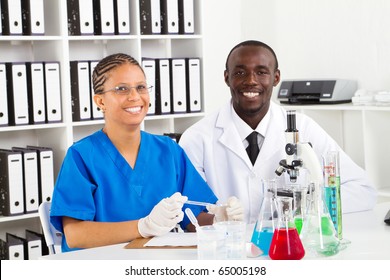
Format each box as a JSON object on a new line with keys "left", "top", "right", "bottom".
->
{"left": 277, "top": 79, "right": 357, "bottom": 104}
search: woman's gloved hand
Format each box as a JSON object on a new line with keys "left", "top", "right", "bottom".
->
{"left": 138, "top": 192, "right": 187, "bottom": 237}
{"left": 207, "top": 196, "right": 244, "bottom": 222}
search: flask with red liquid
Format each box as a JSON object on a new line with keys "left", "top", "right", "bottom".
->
{"left": 269, "top": 197, "right": 305, "bottom": 260}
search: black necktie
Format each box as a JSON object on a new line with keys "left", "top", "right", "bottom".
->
{"left": 246, "top": 131, "right": 259, "bottom": 165}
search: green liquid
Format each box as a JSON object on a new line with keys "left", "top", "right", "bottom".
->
{"left": 295, "top": 216, "right": 334, "bottom": 236}
{"left": 320, "top": 216, "right": 335, "bottom": 236}
{"left": 294, "top": 217, "right": 303, "bottom": 235}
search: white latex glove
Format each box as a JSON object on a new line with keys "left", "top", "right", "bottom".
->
{"left": 226, "top": 196, "right": 244, "bottom": 221}
{"left": 206, "top": 204, "right": 228, "bottom": 222}
{"left": 138, "top": 192, "right": 188, "bottom": 237}
{"left": 207, "top": 196, "right": 245, "bottom": 222}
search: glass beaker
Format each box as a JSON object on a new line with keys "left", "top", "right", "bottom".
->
{"left": 251, "top": 179, "right": 278, "bottom": 256}
{"left": 299, "top": 182, "right": 340, "bottom": 258}
{"left": 269, "top": 197, "right": 305, "bottom": 260}
{"left": 292, "top": 184, "right": 307, "bottom": 234}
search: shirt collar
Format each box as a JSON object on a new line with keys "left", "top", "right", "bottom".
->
{"left": 230, "top": 102, "right": 271, "bottom": 142}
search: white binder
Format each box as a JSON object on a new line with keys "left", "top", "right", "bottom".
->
{"left": 0, "top": 149, "right": 24, "bottom": 216}
{"left": 27, "top": 146, "right": 54, "bottom": 204}
{"left": 89, "top": 60, "right": 104, "bottom": 119}
{"left": 6, "top": 63, "right": 29, "bottom": 125}
{"left": 5, "top": 234, "right": 25, "bottom": 260}
{"left": 94, "top": 0, "right": 115, "bottom": 35}
{"left": 1, "top": 0, "right": 23, "bottom": 35}
{"left": 25, "top": 230, "right": 43, "bottom": 260}
{"left": 67, "top": 0, "right": 94, "bottom": 35}
{"left": 178, "top": 0, "right": 194, "bottom": 34}
{"left": 114, "top": 0, "right": 130, "bottom": 34}
{"left": 186, "top": 58, "right": 202, "bottom": 112}
{"left": 0, "top": 64, "right": 8, "bottom": 126}
{"left": 21, "top": 0, "right": 45, "bottom": 35}
{"left": 142, "top": 59, "right": 156, "bottom": 115}
{"left": 79, "top": 0, "right": 94, "bottom": 34}
{"left": 12, "top": 147, "right": 39, "bottom": 214}
{"left": 44, "top": 62, "right": 62, "bottom": 123}
{"left": 139, "top": 0, "right": 161, "bottom": 34}
{"left": 70, "top": 61, "right": 92, "bottom": 121}
{"left": 161, "top": 0, "right": 179, "bottom": 34}
{"left": 156, "top": 59, "right": 171, "bottom": 114}
{"left": 170, "top": 58, "right": 187, "bottom": 113}
{"left": 26, "top": 62, "right": 46, "bottom": 124}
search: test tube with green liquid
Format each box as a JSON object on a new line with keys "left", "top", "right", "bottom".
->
{"left": 323, "top": 151, "right": 342, "bottom": 239}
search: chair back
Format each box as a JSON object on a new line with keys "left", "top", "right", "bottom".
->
{"left": 38, "top": 201, "right": 62, "bottom": 254}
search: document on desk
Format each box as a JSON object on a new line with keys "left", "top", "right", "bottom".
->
{"left": 144, "top": 232, "right": 197, "bottom": 247}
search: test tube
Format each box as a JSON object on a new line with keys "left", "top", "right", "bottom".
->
{"left": 323, "top": 151, "right": 342, "bottom": 239}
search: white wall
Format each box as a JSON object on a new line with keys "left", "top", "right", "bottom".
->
{"left": 242, "top": 0, "right": 390, "bottom": 98}
{"left": 201, "top": 0, "right": 243, "bottom": 113}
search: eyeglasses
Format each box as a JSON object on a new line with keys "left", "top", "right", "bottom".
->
{"left": 99, "top": 84, "right": 153, "bottom": 95}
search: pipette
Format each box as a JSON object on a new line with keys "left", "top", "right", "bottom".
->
{"left": 184, "top": 208, "right": 200, "bottom": 229}
{"left": 185, "top": 200, "right": 213, "bottom": 207}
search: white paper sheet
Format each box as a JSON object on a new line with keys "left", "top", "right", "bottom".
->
{"left": 143, "top": 232, "right": 197, "bottom": 247}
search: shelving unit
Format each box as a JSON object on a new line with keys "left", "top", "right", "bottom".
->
{"left": 0, "top": 0, "right": 205, "bottom": 240}
{"left": 279, "top": 103, "right": 390, "bottom": 201}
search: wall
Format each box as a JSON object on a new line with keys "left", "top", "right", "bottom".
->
{"left": 201, "top": 0, "right": 243, "bottom": 113}
{"left": 241, "top": 0, "right": 390, "bottom": 99}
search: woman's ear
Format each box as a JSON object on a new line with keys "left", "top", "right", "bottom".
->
{"left": 93, "top": 94, "right": 105, "bottom": 113}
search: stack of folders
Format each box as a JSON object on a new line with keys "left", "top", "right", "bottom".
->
{"left": 142, "top": 57, "right": 202, "bottom": 115}
{"left": 0, "top": 61, "right": 62, "bottom": 127}
{"left": 140, "top": 0, "right": 195, "bottom": 35}
{"left": 0, "top": 0, "right": 45, "bottom": 36}
{"left": 67, "top": 0, "right": 131, "bottom": 35}
{"left": 0, "top": 230, "right": 49, "bottom": 260}
{"left": 0, "top": 146, "right": 54, "bottom": 217}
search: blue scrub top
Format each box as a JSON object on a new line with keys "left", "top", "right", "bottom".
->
{"left": 50, "top": 130, "right": 218, "bottom": 252}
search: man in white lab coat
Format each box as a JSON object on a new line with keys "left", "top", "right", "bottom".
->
{"left": 179, "top": 40, "right": 377, "bottom": 223}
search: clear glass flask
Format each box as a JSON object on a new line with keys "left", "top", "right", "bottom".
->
{"left": 292, "top": 184, "right": 308, "bottom": 235}
{"left": 251, "top": 179, "right": 278, "bottom": 256}
{"left": 299, "top": 182, "right": 340, "bottom": 258}
{"left": 269, "top": 197, "right": 305, "bottom": 260}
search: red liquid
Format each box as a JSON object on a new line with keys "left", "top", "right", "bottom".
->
{"left": 269, "top": 228, "right": 305, "bottom": 260}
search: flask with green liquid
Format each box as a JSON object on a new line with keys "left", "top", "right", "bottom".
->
{"left": 299, "top": 182, "right": 340, "bottom": 258}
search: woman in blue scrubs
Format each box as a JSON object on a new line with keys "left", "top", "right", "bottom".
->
{"left": 50, "top": 53, "right": 238, "bottom": 252}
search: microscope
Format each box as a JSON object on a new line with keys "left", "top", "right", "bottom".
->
{"left": 275, "top": 111, "right": 344, "bottom": 255}
{"left": 275, "top": 110, "right": 323, "bottom": 190}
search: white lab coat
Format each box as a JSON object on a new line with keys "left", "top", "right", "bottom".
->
{"left": 179, "top": 100, "right": 377, "bottom": 223}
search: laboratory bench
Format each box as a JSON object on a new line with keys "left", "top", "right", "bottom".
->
{"left": 40, "top": 202, "right": 390, "bottom": 260}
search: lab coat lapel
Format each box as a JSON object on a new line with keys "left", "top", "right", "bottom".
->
{"left": 216, "top": 102, "right": 252, "bottom": 167}
{"left": 259, "top": 103, "right": 287, "bottom": 161}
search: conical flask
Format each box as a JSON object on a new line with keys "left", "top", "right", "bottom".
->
{"left": 251, "top": 179, "right": 278, "bottom": 256}
{"left": 269, "top": 197, "right": 305, "bottom": 260}
{"left": 299, "top": 182, "right": 340, "bottom": 258}
{"left": 292, "top": 184, "right": 308, "bottom": 234}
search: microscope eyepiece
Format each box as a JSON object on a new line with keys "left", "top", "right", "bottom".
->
{"left": 286, "top": 110, "right": 298, "bottom": 132}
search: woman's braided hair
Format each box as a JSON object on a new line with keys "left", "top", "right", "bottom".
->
{"left": 92, "top": 53, "right": 144, "bottom": 94}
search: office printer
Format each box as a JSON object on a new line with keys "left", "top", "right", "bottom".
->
{"left": 277, "top": 79, "right": 357, "bottom": 104}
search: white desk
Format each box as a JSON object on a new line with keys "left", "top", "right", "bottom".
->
{"left": 41, "top": 202, "right": 390, "bottom": 260}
